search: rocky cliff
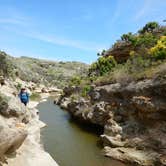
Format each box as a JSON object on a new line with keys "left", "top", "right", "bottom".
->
{"left": 56, "top": 22, "right": 166, "bottom": 166}
{"left": 0, "top": 80, "right": 58, "bottom": 166}
{"left": 57, "top": 74, "right": 166, "bottom": 165}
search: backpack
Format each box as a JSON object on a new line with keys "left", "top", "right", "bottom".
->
{"left": 19, "top": 92, "right": 29, "bottom": 103}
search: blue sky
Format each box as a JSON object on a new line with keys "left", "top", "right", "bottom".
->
{"left": 0, "top": 0, "right": 165, "bottom": 64}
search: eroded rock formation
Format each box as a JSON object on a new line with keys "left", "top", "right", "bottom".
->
{"left": 57, "top": 75, "right": 166, "bottom": 165}
{"left": 0, "top": 82, "right": 28, "bottom": 163}
{"left": 0, "top": 79, "right": 58, "bottom": 166}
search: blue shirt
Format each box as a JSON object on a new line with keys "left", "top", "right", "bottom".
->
{"left": 19, "top": 92, "right": 29, "bottom": 103}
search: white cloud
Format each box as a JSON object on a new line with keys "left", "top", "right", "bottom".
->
{"left": 109, "top": 0, "right": 122, "bottom": 24}
{"left": 133, "top": 0, "right": 163, "bottom": 21}
{"left": 0, "top": 18, "right": 28, "bottom": 26}
{"left": 0, "top": 5, "right": 32, "bottom": 27}
{"left": 134, "top": 0, "right": 149, "bottom": 20}
{"left": 0, "top": 6, "right": 107, "bottom": 52}
{"left": 2, "top": 22, "right": 107, "bottom": 52}
{"left": 22, "top": 31, "right": 107, "bottom": 52}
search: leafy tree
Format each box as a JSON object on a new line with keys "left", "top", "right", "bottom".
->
{"left": 101, "top": 49, "right": 106, "bottom": 56}
{"left": 97, "top": 52, "right": 100, "bottom": 56}
{"left": 121, "top": 32, "right": 134, "bottom": 42}
{"left": 97, "top": 50, "right": 106, "bottom": 56}
{"left": 134, "top": 32, "right": 157, "bottom": 47}
{"left": 138, "top": 22, "right": 159, "bottom": 34}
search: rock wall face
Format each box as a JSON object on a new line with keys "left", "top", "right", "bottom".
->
{"left": 57, "top": 76, "right": 166, "bottom": 165}
{"left": 0, "top": 82, "right": 36, "bottom": 164}
{"left": 0, "top": 80, "right": 58, "bottom": 166}
{"left": 0, "top": 83, "right": 29, "bottom": 164}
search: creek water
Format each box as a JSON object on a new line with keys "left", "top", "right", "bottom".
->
{"left": 37, "top": 98, "right": 126, "bottom": 166}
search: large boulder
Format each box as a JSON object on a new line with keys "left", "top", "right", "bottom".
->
{"left": 0, "top": 76, "right": 5, "bottom": 86}
{"left": 0, "top": 114, "right": 27, "bottom": 163}
{"left": 104, "top": 146, "right": 160, "bottom": 166}
{"left": 0, "top": 127, "right": 27, "bottom": 155}
{"left": 0, "top": 93, "right": 25, "bottom": 118}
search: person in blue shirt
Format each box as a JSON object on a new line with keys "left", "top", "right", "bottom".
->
{"left": 19, "top": 88, "right": 29, "bottom": 106}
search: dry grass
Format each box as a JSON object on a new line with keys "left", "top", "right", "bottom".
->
{"left": 94, "top": 59, "right": 166, "bottom": 86}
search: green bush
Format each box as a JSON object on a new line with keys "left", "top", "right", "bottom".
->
{"left": 69, "top": 76, "right": 82, "bottom": 86}
{"left": 93, "top": 55, "right": 156, "bottom": 86}
{"left": 121, "top": 32, "right": 137, "bottom": 44}
{"left": 138, "top": 22, "right": 159, "bottom": 34}
{"left": 89, "top": 55, "right": 117, "bottom": 76}
{"left": 134, "top": 33, "right": 158, "bottom": 47}
{"left": 0, "top": 51, "right": 15, "bottom": 78}
{"left": 149, "top": 36, "right": 166, "bottom": 60}
{"left": 30, "top": 93, "right": 41, "bottom": 101}
{"left": 81, "top": 85, "right": 91, "bottom": 97}
{"left": 16, "top": 83, "right": 22, "bottom": 90}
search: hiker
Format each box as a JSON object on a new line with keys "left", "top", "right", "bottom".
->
{"left": 18, "top": 87, "right": 29, "bottom": 106}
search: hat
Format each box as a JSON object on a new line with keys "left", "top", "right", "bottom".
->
{"left": 21, "top": 86, "right": 26, "bottom": 90}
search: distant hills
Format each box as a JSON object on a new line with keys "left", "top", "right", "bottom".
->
{"left": 0, "top": 51, "right": 89, "bottom": 88}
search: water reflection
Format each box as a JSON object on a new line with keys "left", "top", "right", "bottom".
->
{"left": 37, "top": 99, "right": 126, "bottom": 166}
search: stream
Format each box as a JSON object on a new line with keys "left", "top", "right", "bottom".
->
{"left": 37, "top": 98, "right": 126, "bottom": 166}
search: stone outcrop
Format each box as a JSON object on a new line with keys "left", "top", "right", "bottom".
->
{"left": 57, "top": 75, "right": 166, "bottom": 165}
{"left": 3, "top": 104, "right": 58, "bottom": 166}
{"left": 0, "top": 80, "right": 58, "bottom": 166}
{"left": 0, "top": 85, "right": 28, "bottom": 164}
{"left": 0, "top": 76, "right": 5, "bottom": 86}
{"left": 104, "top": 42, "right": 134, "bottom": 63}
{"left": 0, "top": 123, "right": 27, "bottom": 161}
{"left": 0, "top": 92, "right": 25, "bottom": 118}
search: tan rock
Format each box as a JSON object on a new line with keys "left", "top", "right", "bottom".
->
{"left": 104, "top": 146, "right": 159, "bottom": 166}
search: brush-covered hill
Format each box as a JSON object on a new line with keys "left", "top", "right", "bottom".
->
{"left": 0, "top": 52, "right": 89, "bottom": 88}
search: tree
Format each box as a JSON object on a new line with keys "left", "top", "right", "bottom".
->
{"left": 101, "top": 49, "right": 106, "bottom": 56}
{"left": 97, "top": 50, "right": 106, "bottom": 56}
{"left": 97, "top": 52, "right": 101, "bottom": 56}
{"left": 121, "top": 32, "right": 133, "bottom": 42}
{"left": 138, "top": 22, "right": 159, "bottom": 34}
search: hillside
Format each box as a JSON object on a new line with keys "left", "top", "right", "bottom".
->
{"left": 0, "top": 51, "right": 88, "bottom": 165}
{"left": 0, "top": 52, "right": 89, "bottom": 88}
{"left": 57, "top": 22, "right": 166, "bottom": 165}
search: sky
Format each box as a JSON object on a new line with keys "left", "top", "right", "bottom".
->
{"left": 0, "top": 0, "right": 166, "bottom": 64}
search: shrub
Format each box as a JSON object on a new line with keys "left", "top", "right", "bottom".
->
{"left": 30, "top": 93, "right": 41, "bottom": 101}
{"left": 134, "top": 33, "right": 158, "bottom": 47}
{"left": 121, "top": 32, "right": 137, "bottom": 44}
{"left": 16, "top": 83, "right": 22, "bottom": 90}
{"left": 149, "top": 36, "right": 166, "bottom": 60}
{"left": 89, "top": 55, "right": 117, "bottom": 76}
{"left": 81, "top": 85, "right": 91, "bottom": 97}
{"left": 138, "top": 22, "right": 159, "bottom": 34}
{"left": 0, "top": 51, "right": 15, "bottom": 78}
{"left": 69, "top": 76, "right": 82, "bottom": 86}
{"left": 94, "top": 55, "right": 154, "bottom": 85}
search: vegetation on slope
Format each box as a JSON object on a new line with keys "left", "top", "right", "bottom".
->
{"left": 0, "top": 53, "right": 88, "bottom": 88}
{"left": 69, "top": 22, "right": 166, "bottom": 89}
{"left": 0, "top": 52, "right": 16, "bottom": 78}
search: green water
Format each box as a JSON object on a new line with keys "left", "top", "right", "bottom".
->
{"left": 37, "top": 98, "right": 126, "bottom": 166}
